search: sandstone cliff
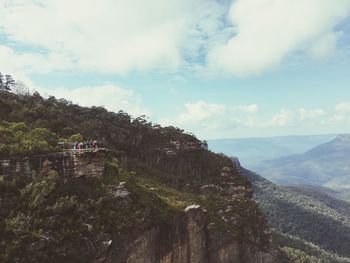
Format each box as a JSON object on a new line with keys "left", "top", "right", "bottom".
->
{"left": 106, "top": 206, "right": 278, "bottom": 263}
{"left": 0, "top": 150, "right": 281, "bottom": 263}
{"left": 0, "top": 149, "right": 108, "bottom": 179}
{"left": 0, "top": 92, "right": 282, "bottom": 262}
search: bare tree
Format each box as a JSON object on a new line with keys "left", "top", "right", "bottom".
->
{"left": 13, "top": 81, "right": 30, "bottom": 95}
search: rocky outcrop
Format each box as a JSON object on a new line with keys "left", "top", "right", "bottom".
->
{"left": 106, "top": 206, "right": 278, "bottom": 263}
{"left": 116, "top": 151, "right": 276, "bottom": 262}
{"left": 0, "top": 149, "right": 108, "bottom": 179}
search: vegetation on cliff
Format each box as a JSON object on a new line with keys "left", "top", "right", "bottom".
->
{"left": 0, "top": 90, "right": 191, "bottom": 154}
{"left": 0, "top": 90, "right": 273, "bottom": 262}
{"left": 0, "top": 160, "right": 176, "bottom": 262}
{"left": 0, "top": 122, "right": 60, "bottom": 157}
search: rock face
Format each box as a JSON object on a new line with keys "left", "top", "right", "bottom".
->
{"left": 106, "top": 206, "right": 278, "bottom": 263}
{"left": 116, "top": 152, "right": 277, "bottom": 263}
{"left": 0, "top": 149, "right": 108, "bottom": 179}
{"left": 0, "top": 148, "right": 278, "bottom": 262}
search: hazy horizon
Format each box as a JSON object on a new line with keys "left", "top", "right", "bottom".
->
{"left": 208, "top": 133, "right": 338, "bottom": 141}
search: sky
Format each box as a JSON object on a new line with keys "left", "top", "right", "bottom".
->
{"left": 1, "top": 0, "right": 350, "bottom": 139}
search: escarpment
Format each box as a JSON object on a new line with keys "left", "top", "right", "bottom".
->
{"left": 0, "top": 148, "right": 279, "bottom": 262}
{"left": 108, "top": 206, "right": 277, "bottom": 263}
{"left": 0, "top": 92, "right": 283, "bottom": 262}
{"left": 104, "top": 150, "right": 279, "bottom": 262}
{"left": 0, "top": 149, "right": 108, "bottom": 179}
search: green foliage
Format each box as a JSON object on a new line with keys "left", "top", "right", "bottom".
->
{"left": 0, "top": 127, "right": 14, "bottom": 142}
{"left": 282, "top": 247, "right": 322, "bottom": 263}
{"left": 0, "top": 162, "right": 176, "bottom": 263}
{"left": 27, "top": 128, "right": 58, "bottom": 146}
{"left": 243, "top": 169, "right": 350, "bottom": 260}
{"left": 0, "top": 91, "right": 193, "bottom": 151}
{"left": 104, "top": 161, "right": 176, "bottom": 225}
{"left": 274, "top": 232, "right": 350, "bottom": 263}
{"left": 67, "top": 133, "right": 84, "bottom": 143}
{"left": 252, "top": 179, "right": 350, "bottom": 258}
{"left": 9, "top": 122, "right": 28, "bottom": 133}
{"left": 0, "top": 122, "right": 59, "bottom": 157}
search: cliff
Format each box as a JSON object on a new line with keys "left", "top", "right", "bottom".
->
{"left": 0, "top": 150, "right": 281, "bottom": 263}
{"left": 100, "top": 155, "right": 281, "bottom": 263}
{"left": 0, "top": 149, "right": 108, "bottom": 179}
{"left": 0, "top": 92, "right": 282, "bottom": 262}
{"left": 108, "top": 206, "right": 277, "bottom": 263}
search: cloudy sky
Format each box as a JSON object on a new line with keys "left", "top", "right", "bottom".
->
{"left": 1, "top": 0, "right": 350, "bottom": 139}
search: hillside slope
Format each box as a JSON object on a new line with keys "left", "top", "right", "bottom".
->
{"left": 254, "top": 135, "right": 350, "bottom": 188}
{"left": 241, "top": 166, "right": 350, "bottom": 261}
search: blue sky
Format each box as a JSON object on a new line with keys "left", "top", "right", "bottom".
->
{"left": 1, "top": 0, "right": 350, "bottom": 139}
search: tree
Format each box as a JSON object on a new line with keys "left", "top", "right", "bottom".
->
{"left": 68, "top": 133, "right": 84, "bottom": 143}
{"left": 12, "top": 81, "right": 30, "bottom": 95}
{"left": 4, "top": 75, "right": 15, "bottom": 91}
{"left": 0, "top": 72, "right": 15, "bottom": 91}
{"left": 0, "top": 72, "right": 3, "bottom": 88}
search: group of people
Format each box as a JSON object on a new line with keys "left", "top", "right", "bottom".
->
{"left": 72, "top": 140, "right": 98, "bottom": 150}
{"left": 58, "top": 140, "right": 99, "bottom": 150}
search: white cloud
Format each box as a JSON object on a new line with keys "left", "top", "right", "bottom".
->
{"left": 37, "top": 84, "right": 150, "bottom": 117}
{"left": 330, "top": 102, "right": 350, "bottom": 123}
{"left": 270, "top": 109, "right": 294, "bottom": 127}
{"left": 0, "top": 44, "right": 149, "bottom": 117}
{"left": 335, "top": 102, "right": 350, "bottom": 113}
{"left": 207, "top": 0, "right": 350, "bottom": 77}
{"left": 298, "top": 108, "right": 326, "bottom": 121}
{"left": 0, "top": 45, "right": 73, "bottom": 75}
{"left": 1, "top": 0, "right": 349, "bottom": 77}
{"left": 160, "top": 101, "right": 265, "bottom": 138}
{"left": 0, "top": 0, "right": 202, "bottom": 74}
{"left": 159, "top": 100, "right": 350, "bottom": 138}
{"left": 161, "top": 102, "right": 331, "bottom": 138}
{"left": 161, "top": 101, "right": 226, "bottom": 130}
{"left": 236, "top": 104, "right": 259, "bottom": 113}
{"left": 161, "top": 102, "right": 261, "bottom": 130}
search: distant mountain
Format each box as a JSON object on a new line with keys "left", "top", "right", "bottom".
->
{"left": 208, "top": 135, "right": 335, "bottom": 167}
{"left": 286, "top": 184, "right": 350, "bottom": 203}
{"left": 254, "top": 134, "right": 350, "bottom": 188}
{"left": 335, "top": 189, "right": 350, "bottom": 202}
{"left": 241, "top": 167, "right": 350, "bottom": 261}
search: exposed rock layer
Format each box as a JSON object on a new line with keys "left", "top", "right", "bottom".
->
{"left": 106, "top": 207, "right": 277, "bottom": 263}
{"left": 0, "top": 150, "right": 279, "bottom": 263}
{"left": 0, "top": 149, "right": 108, "bottom": 179}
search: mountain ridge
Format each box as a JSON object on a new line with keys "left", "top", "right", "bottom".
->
{"left": 208, "top": 134, "right": 336, "bottom": 167}
{"left": 253, "top": 134, "right": 350, "bottom": 188}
